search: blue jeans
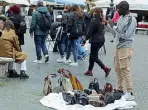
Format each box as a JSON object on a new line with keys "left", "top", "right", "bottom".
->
{"left": 76, "top": 37, "right": 88, "bottom": 60}
{"left": 57, "top": 33, "right": 68, "bottom": 57}
{"left": 66, "top": 40, "right": 77, "bottom": 62}
{"left": 34, "top": 35, "right": 48, "bottom": 60}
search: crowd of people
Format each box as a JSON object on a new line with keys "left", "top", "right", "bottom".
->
{"left": 0, "top": 0, "right": 137, "bottom": 101}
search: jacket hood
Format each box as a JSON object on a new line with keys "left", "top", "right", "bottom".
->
{"left": 36, "top": 6, "right": 48, "bottom": 13}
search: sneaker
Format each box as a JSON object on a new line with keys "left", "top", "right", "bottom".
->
{"left": 7, "top": 70, "right": 20, "bottom": 78}
{"left": 57, "top": 57, "right": 65, "bottom": 63}
{"left": 70, "top": 62, "right": 78, "bottom": 66}
{"left": 20, "top": 70, "right": 29, "bottom": 79}
{"left": 33, "top": 59, "right": 43, "bottom": 64}
{"left": 64, "top": 60, "right": 69, "bottom": 65}
{"left": 84, "top": 70, "right": 93, "bottom": 76}
{"left": 123, "top": 92, "right": 135, "bottom": 101}
{"left": 68, "top": 59, "right": 72, "bottom": 63}
{"left": 45, "top": 55, "right": 49, "bottom": 63}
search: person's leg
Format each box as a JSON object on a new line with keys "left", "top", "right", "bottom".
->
{"left": 66, "top": 40, "right": 72, "bottom": 60}
{"left": 41, "top": 35, "right": 49, "bottom": 63}
{"left": 84, "top": 44, "right": 96, "bottom": 76}
{"left": 71, "top": 40, "right": 78, "bottom": 63}
{"left": 118, "top": 48, "right": 134, "bottom": 100}
{"left": 7, "top": 62, "right": 19, "bottom": 78}
{"left": 19, "top": 60, "right": 29, "bottom": 79}
{"left": 34, "top": 35, "right": 42, "bottom": 61}
{"left": 114, "top": 49, "right": 124, "bottom": 91}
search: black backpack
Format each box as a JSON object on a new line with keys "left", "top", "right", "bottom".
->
{"left": 18, "top": 17, "right": 26, "bottom": 34}
{"left": 37, "top": 11, "right": 51, "bottom": 31}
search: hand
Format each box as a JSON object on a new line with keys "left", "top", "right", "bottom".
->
{"left": 30, "top": 33, "right": 33, "bottom": 38}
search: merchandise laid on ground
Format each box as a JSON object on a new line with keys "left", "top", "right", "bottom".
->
{"left": 40, "top": 68, "right": 137, "bottom": 110}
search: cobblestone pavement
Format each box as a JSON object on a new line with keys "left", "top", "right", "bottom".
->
{"left": 0, "top": 31, "right": 148, "bottom": 110}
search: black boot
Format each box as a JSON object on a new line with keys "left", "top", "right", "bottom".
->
{"left": 20, "top": 70, "right": 29, "bottom": 79}
{"left": 7, "top": 70, "right": 20, "bottom": 78}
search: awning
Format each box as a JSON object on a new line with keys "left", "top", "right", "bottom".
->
{"left": 0, "top": 0, "right": 30, "bottom": 6}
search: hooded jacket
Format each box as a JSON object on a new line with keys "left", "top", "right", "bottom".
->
{"left": 30, "top": 6, "right": 50, "bottom": 35}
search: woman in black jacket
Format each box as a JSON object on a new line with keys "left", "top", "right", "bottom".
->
{"left": 9, "top": 5, "right": 25, "bottom": 50}
{"left": 84, "top": 7, "right": 111, "bottom": 77}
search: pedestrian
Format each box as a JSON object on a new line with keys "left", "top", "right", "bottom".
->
{"left": 9, "top": 5, "right": 26, "bottom": 51}
{"left": 65, "top": 4, "right": 86, "bottom": 66}
{"left": 107, "top": 1, "right": 137, "bottom": 101}
{"left": 0, "top": 20, "right": 29, "bottom": 79}
{"left": 83, "top": 7, "right": 111, "bottom": 77}
{"left": 30, "top": 0, "right": 51, "bottom": 63}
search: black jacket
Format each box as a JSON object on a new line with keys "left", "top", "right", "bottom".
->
{"left": 9, "top": 14, "right": 24, "bottom": 45}
{"left": 67, "top": 11, "right": 86, "bottom": 40}
{"left": 86, "top": 14, "right": 105, "bottom": 44}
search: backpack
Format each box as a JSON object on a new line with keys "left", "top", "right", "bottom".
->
{"left": 18, "top": 17, "right": 26, "bottom": 34}
{"left": 37, "top": 11, "right": 51, "bottom": 31}
{"left": 70, "top": 13, "right": 86, "bottom": 39}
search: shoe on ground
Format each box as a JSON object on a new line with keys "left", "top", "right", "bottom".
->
{"left": 7, "top": 70, "right": 20, "bottom": 78}
{"left": 70, "top": 62, "right": 78, "bottom": 66}
{"left": 57, "top": 57, "right": 66, "bottom": 63}
{"left": 84, "top": 70, "right": 93, "bottom": 76}
{"left": 45, "top": 55, "right": 49, "bottom": 63}
{"left": 64, "top": 60, "right": 69, "bottom": 65}
{"left": 123, "top": 92, "right": 135, "bottom": 101}
{"left": 20, "top": 70, "right": 29, "bottom": 79}
{"left": 68, "top": 59, "right": 71, "bottom": 63}
{"left": 33, "top": 59, "right": 43, "bottom": 64}
{"left": 104, "top": 68, "right": 111, "bottom": 78}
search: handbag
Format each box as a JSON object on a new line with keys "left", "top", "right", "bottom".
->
{"left": 89, "top": 78, "right": 100, "bottom": 94}
{"left": 53, "top": 78, "right": 64, "bottom": 93}
{"left": 43, "top": 76, "right": 52, "bottom": 96}
{"left": 62, "top": 76, "right": 73, "bottom": 92}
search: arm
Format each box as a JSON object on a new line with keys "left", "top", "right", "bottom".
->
{"left": 29, "top": 12, "right": 37, "bottom": 33}
{"left": 85, "top": 18, "right": 96, "bottom": 41}
{"left": 67, "top": 13, "right": 74, "bottom": 33}
{"left": 12, "top": 35, "right": 21, "bottom": 52}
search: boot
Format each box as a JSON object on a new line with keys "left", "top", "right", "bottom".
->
{"left": 104, "top": 67, "right": 111, "bottom": 78}
{"left": 7, "top": 70, "right": 20, "bottom": 78}
{"left": 84, "top": 70, "right": 93, "bottom": 76}
{"left": 20, "top": 70, "right": 29, "bottom": 79}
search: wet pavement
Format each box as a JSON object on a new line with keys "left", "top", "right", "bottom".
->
{"left": 0, "top": 31, "right": 148, "bottom": 110}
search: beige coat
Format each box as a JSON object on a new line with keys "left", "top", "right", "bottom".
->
{"left": 0, "top": 29, "right": 27, "bottom": 63}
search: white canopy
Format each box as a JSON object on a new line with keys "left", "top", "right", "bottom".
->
{"left": 1, "top": 0, "right": 30, "bottom": 6}
{"left": 94, "top": 0, "right": 148, "bottom": 10}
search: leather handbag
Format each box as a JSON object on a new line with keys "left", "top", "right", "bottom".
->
{"left": 89, "top": 78, "right": 100, "bottom": 94}
{"left": 43, "top": 76, "right": 52, "bottom": 96}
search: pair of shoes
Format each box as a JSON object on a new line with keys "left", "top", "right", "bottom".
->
{"left": 34, "top": 55, "right": 50, "bottom": 63}
{"left": 123, "top": 92, "right": 135, "bottom": 101}
{"left": 84, "top": 70, "right": 93, "bottom": 76}
{"left": 20, "top": 70, "right": 29, "bottom": 79}
{"left": 7, "top": 70, "right": 20, "bottom": 78}
{"left": 64, "top": 59, "right": 72, "bottom": 65}
{"left": 69, "top": 62, "right": 78, "bottom": 66}
{"left": 57, "top": 57, "right": 66, "bottom": 63}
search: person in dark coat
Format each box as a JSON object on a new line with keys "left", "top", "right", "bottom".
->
{"left": 83, "top": 7, "right": 111, "bottom": 77}
{"left": 9, "top": 5, "right": 25, "bottom": 48}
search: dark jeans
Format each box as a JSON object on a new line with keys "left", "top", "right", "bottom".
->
{"left": 66, "top": 39, "right": 77, "bottom": 62}
{"left": 57, "top": 33, "right": 68, "bottom": 57}
{"left": 89, "top": 43, "right": 105, "bottom": 70}
{"left": 34, "top": 35, "right": 48, "bottom": 60}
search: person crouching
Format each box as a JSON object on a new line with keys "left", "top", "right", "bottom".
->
{"left": 0, "top": 20, "right": 29, "bottom": 79}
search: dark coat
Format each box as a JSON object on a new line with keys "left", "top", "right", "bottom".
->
{"left": 86, "top": 14, "right": 105, "bottom": 44}
{"left": 9, "top": 13, "right": 25, "bottom": 45}
{"left": 67, "top": 11, "right": 86, "bottom": 40}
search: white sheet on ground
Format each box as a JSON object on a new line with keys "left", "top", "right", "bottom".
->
{"left": 40, "top": 93, "right": 137, "bottom": 110}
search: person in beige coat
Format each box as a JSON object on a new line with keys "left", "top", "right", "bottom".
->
{"left": 0, "top": 20, "right": 29, "bottom": 79}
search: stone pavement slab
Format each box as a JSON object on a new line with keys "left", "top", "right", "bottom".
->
{"left": 0, "top": 32, "right": 148, "bottom": 110}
